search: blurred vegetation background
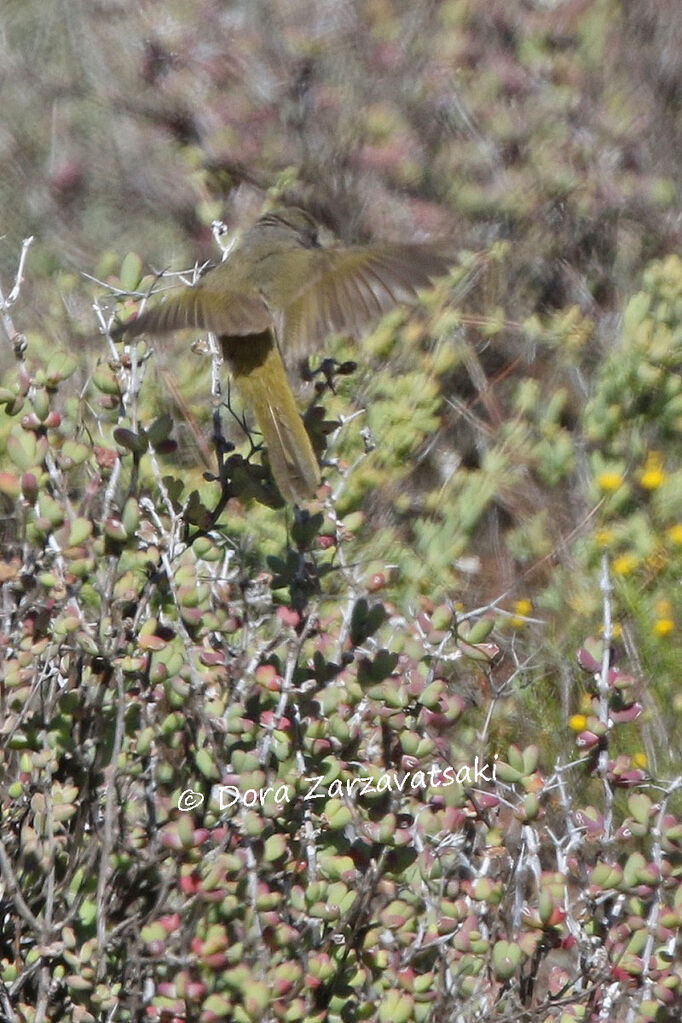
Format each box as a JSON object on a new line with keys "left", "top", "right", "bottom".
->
{"left": 4, "top": 0, "right": 682, "bottom": 697}
{"left": 3, "top": 1, "right": 682, "bottom": 1020}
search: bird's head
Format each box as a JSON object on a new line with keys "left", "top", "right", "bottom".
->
{"left": 254, "top": 206, "right": 321, "bottom": 248}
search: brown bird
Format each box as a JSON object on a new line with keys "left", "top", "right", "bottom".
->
{"left": 112, "top": 206, "right": 456, "bottom": 503}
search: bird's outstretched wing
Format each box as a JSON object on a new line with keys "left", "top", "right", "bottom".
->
{"left": 111, "top": 275, "right": 272, "bottom": 340}
{"left": 279, "top": 244, "right": 455, "bottom": 352}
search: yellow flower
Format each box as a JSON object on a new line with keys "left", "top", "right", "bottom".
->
{"left": 640, "top": 468, "right": 665, "bottom": 490}
{"left": 612, "top": 554, "right": 638, "bottom": 576}
{"left": 596, "top": 471, "right": 624, "bottom": 493}
{"left": 654, "top": 618, "right": 674, "bottom": 637}
{"left": 632, "top": 753, "right": 647, "bottom": 769}
{"left": 568, "top": 714, "right": 587, "bottom": 732}
{"left": 639, "top": 451, "right": 666, "bottom": 491}
{"left": 510, "top": 598, "right": 532, "bottom": 628}
{"left": 594, "top": 528, "right": 613, "bottom": 547}
{"left": 667, "top": 524, "right": 682, "bottom": 545}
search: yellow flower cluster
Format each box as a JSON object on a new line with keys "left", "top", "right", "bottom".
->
{"left": 639, "top": 451, "right": 666, "bottom": 491}
{"left": 653, "top": 598, "right": 674, "bottom": 638}
{"left": 667, "top": 524, "right": 682, "bottom": 545}
{"left": 612, "top": 554, "right": 638, "bottom": 576}
{"left": 510, "top": 598, "right": 532, "bottom": 628}
{"left": 596, "top": 471, "right": 624, "bottom": 493}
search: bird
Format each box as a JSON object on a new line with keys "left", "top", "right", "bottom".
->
{"left": 111, "top": 206, "right": 457, "bottom": 503}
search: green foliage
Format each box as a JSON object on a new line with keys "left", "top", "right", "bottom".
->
{"left": 2, "top": 288, "right": 682, "bottom": 1021}
{"left": 4, "top": 0, "right": 682, "bottom": 1017}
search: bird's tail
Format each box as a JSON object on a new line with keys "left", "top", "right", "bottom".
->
{"left": 222, "top": 331, "right": 321, "bottom": 503}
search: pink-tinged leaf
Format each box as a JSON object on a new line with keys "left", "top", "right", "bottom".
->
{"left": 611, "top": 703, "right": 642, "bottom": 723}
{"left": 277, "top": 606, "right": 300, "bottom": 628}
{"left": 577, "top": 644, "right": 601, "bottom": 673}
{"left": 548, "top": 966, "right": 571, "bottom": 997}
{"left": 574, "top": 807, "right": 604, "bottom": 837}
{"left": 610, "top": 770, "right": 646, "bottom": 787}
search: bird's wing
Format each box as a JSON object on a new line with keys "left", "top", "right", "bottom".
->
{"left": 279, "top": 244, "right": 455, "bottom": 352}
{"left": 111, "top": 274, "right": 272, "bottom": 340}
